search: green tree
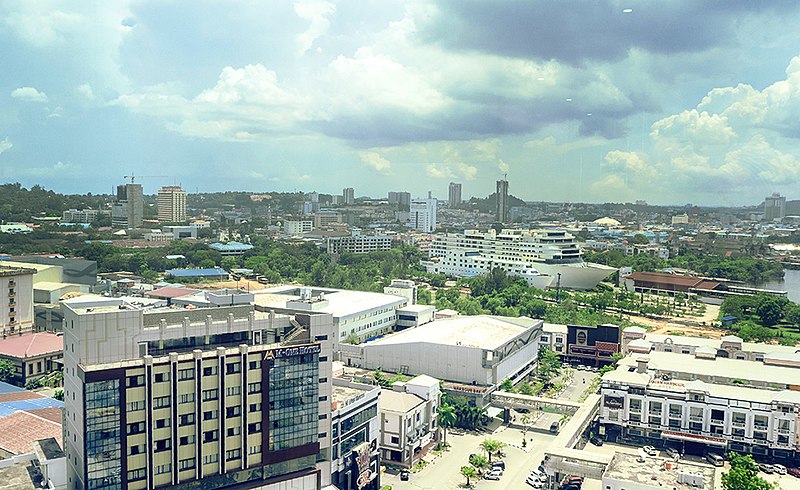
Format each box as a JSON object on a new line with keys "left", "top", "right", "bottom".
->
{"left": 499, "top": 378, "right": 514, "bottom": 392}
{"left": 460, "top": 466, "right": 477, "bottom": 487}
{"left": 0, "top": 359, "right": 15, "bottom": 383}
{"left": 629, "top": 233, "right": 650, "bottom": 245}
{"left": 53, "top": 389, "right": 64, "bottom": 401}
{"left": 754, "top": 294, "right": 787, "bottom": 327}
{"left": 537, "top": 346, "right": 561, "bottom": 386}
{"left": 479, "top": 439, "right": 505, "bottom": 463}
{"left": 437, "top": 404, "right": 457, "bottom": 449}
{"left": 468, "top": 453, "right": 490, "bottom": 474}
{"left": 417, "top": 287, "right": 432, "bottom": 305}
{"left": 722, "top": 453, "right": 773, "bottom": 490}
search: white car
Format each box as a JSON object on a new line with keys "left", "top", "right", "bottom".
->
{"left": 526, "top": 476, "right": 544, "bottom": 488}
{"left": 529, "top": 469, "right": 548, "bottom": 482}
{"left": 773, "top": 464, "right": 787, "bottom": 475}
{"left": 642, "top": 445, "right": 658, "bottom": 456}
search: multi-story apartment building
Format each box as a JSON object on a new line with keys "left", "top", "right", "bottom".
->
{"left": 0, "top": 266, "right": 35, "bottom": 336}
{"left": 325, "top": 235, "right": 392, "bottom": 255}
{"left": 112, "top": 183, "right": 144, "bottom": 228}
{"left": 342, "top": 188, "right": 354, "bottom": 206}
{"left": 379, "top": 375, "right": 440, "bottom": 468}
{"left": 496, "top": 178, "right": 509, "bottom": 223}
{"left": 62, "top": 297, "right": 334, "bottom": 490}
{"left": 330, "top": 379, "right": 380, "bottom": 490}
{"left": 600, "top": 352, "right": 800, "bottom": 462}
{"left": 447, "top": 183, "right": 461, "bottom": 208}
{"left": 157, "top": 186, "right": 188, "bottom": 223}
{"left": 409, "top": 196, "right": 437, "bottom": 233}
{"left": 284, "top": 220, "right": 314, "bottom": 235}
{"left": 62, "top": 208, "right": 102, "bottom": 224}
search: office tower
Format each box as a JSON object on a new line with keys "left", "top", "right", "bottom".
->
{"left": 764, "top": 193, "right": 786, "bottom": 221}
{"left": 496, "top": 178, "right": 509, "bottom": 223}
{"left": 112, "top": 183, "right": 144, "bottom": 228}
{"left": 410, "top": 193, "right": 437, "bottom": 233}
{"left": 342, "top": 188, "right": 354, "bottom": 205}
{"left": 388, "top": 192, "right": 411, "bottom": 211}
{"left": 0, "top": 266, "right": 35, "bottom": 336}
{"left": 448, "top": 183, "right": 462, "bottom": 208}
{"left": 62, "top": 298, "right": 334, "bottom": 490}
{"left": 157, "top": 185, "right": 187, "bottom": 223}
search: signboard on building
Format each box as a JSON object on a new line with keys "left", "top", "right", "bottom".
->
{"left": 353, "top": 442, "right": 372, "bottom": 489}
{"left": 265, "top": 344, "right": 321, "bottom": 360}
{"left": 604, "top": 395, "right": 624, "bottom": 410}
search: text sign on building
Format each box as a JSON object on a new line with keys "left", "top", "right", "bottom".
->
{"left": 265, "top": 344, "right": 321, "bottom": 360}
{"left": 353, "top": 442, "right": 372, "bottom": 489}
{"left": 604, "top": 395, "right": 624, "bottom": 410}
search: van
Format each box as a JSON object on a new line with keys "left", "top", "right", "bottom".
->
{"left": 706, "top": 453, "right": 724, "bottom": 467}
{"left": 549, "top": 421, "right": 560, "bottom": 433}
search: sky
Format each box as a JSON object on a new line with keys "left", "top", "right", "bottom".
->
{"left": 2, "top": 1, "right": 800, "bottom": 206}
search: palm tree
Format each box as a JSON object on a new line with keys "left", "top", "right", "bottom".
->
{"left": 460, "top": 466, "right": 477, "bottom": 487}
{"left": 437, "top": 404, "right": 457, "bottom": 449}
{"left": 469, "top": 454, "right": 490, "bottom": 474}
{"left": 480, "top": 438, "right": 505, "bottom": 462}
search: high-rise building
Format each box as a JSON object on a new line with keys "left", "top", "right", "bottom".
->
{"left": 342, "top": 188, "right": 354, "bottom": 205}
{"left": 448, "top": 183, "right": 461, "bottom": 208}
{"left": 764, "top": 192, "right": 786, "bottom": 221}
{"left": 496, "top": 178, "right": 509, "bottom": 223}
{"left": 112, "top": 183, "right": 144, "bottom": 228}
{"left": 388, "top": 192, "right": 411, "bottom": 211}
{"left": 157, "top": 185, "right": 187, "bottom": 223}
{"left": 0, "top": 266, "right": 35, "bottom": 336}
{"left": 63, "top": 298, "right": 335, "bottom": 490}
{"left": 410, "top": 193, "right": 437, "bottom": 233}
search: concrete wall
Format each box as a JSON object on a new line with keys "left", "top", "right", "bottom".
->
{"left": 363, "top": 342, "right": 487, "bottom": 385}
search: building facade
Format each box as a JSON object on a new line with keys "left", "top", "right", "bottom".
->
{"left": 448, "top": 183, "right": 461, "bottom": 208}
{"left": 0, "top": 266, "right": 35, "bottom": 336}
{"left": 342, "top": 188, "right": 354, "bottom": 206}
{"left": 496, "top": 179, "right": 509, "bottom": 223}
{"left": 326, "top": 235, "right": 392, "bottom": 255}
{"left": 765, "top": 192, "right": 786, "bottom": 221}
{"left": 62, "top": 209, "right": 102, "bottom": 224}
{"left": 379, "top": 375, "right": 440, "bottom": 468}
{"left": 409, "top": 197, "right": 437, "bottom": 233}
{"left": 284, "top": 220, "right": 314, "bottom": 235}
{"left": 330, "top": 379, "right": 380, "bottom": 490}
{"left": 62, "top": 299, "right": 335, "bottom": 490}
{"left": 112, "top": 183, "right": 144, "bottom": 228}
{"left": 157, "top": 186, "right": 188, "bottom": 223}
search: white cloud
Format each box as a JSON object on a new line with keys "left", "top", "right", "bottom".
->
{"left": 498, "top": 160, "right": 510, "bottom": 173}
{"left": 11, "top": 86, "right": 48, "bottom": 102}
{"left": 358, "top": 151, "right": 391, "bottom": 174}
{"left": 0, "top": 138, "right": 12, "bottom": 156}
{"left": 294, "top": 0, "right": 335, "bottom": 56}
{"left": 76, "top": 84, "right": 95, "bottom": 100}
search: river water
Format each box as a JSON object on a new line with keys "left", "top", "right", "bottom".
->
{"left": 747, "top": 268, "right": 800, "bottom": 303}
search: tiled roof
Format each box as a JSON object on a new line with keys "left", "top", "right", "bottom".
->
{"left": 146, "top": 286, "right": 199, "bottom": 299}
{"left": 0, "top": 411, "right": 62, "bottom": 455}
{"left": 0, "top": 332, "right": 63, "bottom": 359}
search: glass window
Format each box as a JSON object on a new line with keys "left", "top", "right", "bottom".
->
{"left": 268, "top": 352, "right": 320, "bottom": 451}
{"left": 178, "top": 368, "right": 195, "bottom": 380}
{"left": 202, "top": 389, "right": 218, "bottom": 401}
{"left": 153, "top": 395, "right": 170, "bottom": 409}
{"left": 85, "top": 379, "right": 122, "bottom": 489}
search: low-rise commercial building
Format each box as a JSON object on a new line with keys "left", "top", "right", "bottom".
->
{"left": 331, "top": 379, "right": 380, "bottom": 490}
{"left": 0, "top": 266, "right": 35, "bottom": 336}
{"left": 379, "top": 375, "right": 440, "bottom": 468}
{"left": 394, "top": 305, "right": 434, "bottom": 330}
{"left": 0, "top": 332, "right": 63, "bottom": 386}
{"left": 602, "top": 452, "right": 713, "bottom": 490}
{"left": 326, "top": 235, "right": 392, "bottom": 255}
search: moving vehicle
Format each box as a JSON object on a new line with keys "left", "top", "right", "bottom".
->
{"left": 642, "top": 445, "right": 658, "bottom": 456}
{"left": 706, "top": 453, "right": 725, "bottom": 467}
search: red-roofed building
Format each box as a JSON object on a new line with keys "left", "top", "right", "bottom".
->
{"left": 145, "top": 286, "right": 199, "bottom": 304}
{"left": 0, "top": 410, "right": 62, "bottom": 457}
{"left": 0, "top": 332, "right": 62, "bottom": 386}
{"left": 622, "top": 271, "right": 724, "bottom": 295}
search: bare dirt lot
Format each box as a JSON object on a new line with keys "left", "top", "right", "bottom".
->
{"left": 195, "top": 279, "right": 273, "bottom": 291}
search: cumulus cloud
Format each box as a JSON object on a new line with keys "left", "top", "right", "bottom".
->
{"left": 11, "top": 86, "right": 48, "bottom": 102}
{"left": 359, "top": 151, "right": 391, "bottom": 174}
{"left": 0, "top": 138, "right": 12, "bottom": 156}
{"left": 294, "top": 0, "right": 335, "bottom": 56}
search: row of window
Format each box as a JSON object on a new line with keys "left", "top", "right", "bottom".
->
{"left": 125, "top": 359, "right": 264, "bottom": 389}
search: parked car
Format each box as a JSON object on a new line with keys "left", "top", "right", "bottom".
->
{"left": 491, "top": 460, "right": 506, "bottom": 470}
{"left": 560, "top": 485, "right": 581, "bottom": 490}
{"left": 589, "top": 436, "right": 604, "bottom": 446}
{"left": 526, "top": 476, "right": 544, "bottom": 488}
{"left": 759, "top": 463, "right": 774, "bottom": 474}
{"left": 787, "top": 467, "right": 800, "bottom": 478}
{"left": 563, "top": 476, "right": 584, "bottom": 487}
{"left": 642, "top": 445, "right": 658, "bottom": 456}
{"left": 705, "top": 453, "right": 725, "bottom": 467}
{"left": 665, "top": 447, "right": 680, "bottom": 459}
{"left": 530, "top": 469, "right": 548, "bottom": 482}
{"left": 485, "top": 469, "right": 502, "bottom": 480}
{"left": 400, "top": 470, "right": 410, "bottom": 481}
{"left": 550, "top": 421, "right": 560, "bottom": 433}
{"left": 773, "top": 464, "right": 787, "bottom": 475}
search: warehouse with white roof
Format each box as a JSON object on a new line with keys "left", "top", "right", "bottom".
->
{"left": 342, "top": 315, "right": 543, "bottom": 388}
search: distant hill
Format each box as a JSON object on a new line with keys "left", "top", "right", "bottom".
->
{"left": 461, "top": 192, "right": 526, "bottom": 213}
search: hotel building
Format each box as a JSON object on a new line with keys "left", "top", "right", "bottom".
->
{"left": 62, "top": 297, "right": 334, "bottom": 490}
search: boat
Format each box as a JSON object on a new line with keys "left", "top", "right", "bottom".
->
{"left": 422, "top": 229, "right": 617, "bottom": 290}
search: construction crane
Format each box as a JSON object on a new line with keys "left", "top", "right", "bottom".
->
{"left": 123, "top": 174, "right": 169, "bottom": 185}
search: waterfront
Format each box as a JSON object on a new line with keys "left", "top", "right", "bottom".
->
{"left": 749, "top": 268, "right": 800, "bottom": 303}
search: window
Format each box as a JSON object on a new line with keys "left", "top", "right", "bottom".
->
{"left": 226, "top": 362, "right": 241, "bottom": 374}
{"left": 154, "top": 372, "right": 170, "bottom": 383}
{"left": 629, "top": 399, "right": 641, "bottom": 412}
{"left": 225, "top": 448, "right": 241, "bottom": 461}
{"left": 202, "top": 389, "right": 218, "bottom": 401}
{"left": 203, "top": 430, "right": 219, "bottom": 443}
{"left": 127, "top": 422, "right": 145, "bottom": 435}
{"left": 203, "top": 454, "right": 219, "bottom": 464}
{"left": 126, "top": 375, "right": 145, "bottom": 388}
{"left": 249, "top": 402, "right": 262, "bottom": 412}
{"left": 248, "top": 382, "right": 261, "bottom": 394}
{"left": 126, "top": 400, "right": 145, "bottom": 412}
{"left": 226, "top": 386, "right": 241, "bottom": 396}
{"left": 153, "top": 396, "right": 170, "bottom": 409}
{"left": 178, "top": 368, "right": 195, "bottom": 380}
{"left": 179, "top": 435, "right": 196, "bottom": 446}
{"left": 179, "top": 413, "right": 195, "bottom": 426}
{"left": 155, "top": 463, "right": 171, "bottom": 475}
{"left": 319, "top": 377, "right": 328, "bottom": 384}
{"left": 179, "top": 458, "right": 196, "bottom": 471}
{"left": 203, "top": 410, "right": 218, "bottom": 421}
{"left": 248, "top": 422, "right": 262, "bottom": 433}
{"left": 249, "top": 360, "right": 261, "bottom": 370}
{"left": 249, "top": 444, "right": 262, "bottom": 455}
{"left": 128, "top": 469, "right": 146, "bottom": 481}
{"left": 315, "top": 335, "right": 328, "bottom": 341}
{"left": 154, "top": 438, "right": 171, "bottom": 452}
{"left": 226, "top": 406, "right": 241, "bottom": 417}
{"left": 391, "top": 436, "right": 399, "bottom": 444}
{"left": 203, "top": 365, "right": 217, "bottom": 376}
{"left": 180, "top": 393, "right": 195, "bottom": 404}
{"left": 129, "top": 444, "right": 146, "bottom": 455}
{"left": 227, "top": 426, "right": 241, "bottom": 437}
{"left": 155, "top": 418, "right": 170, "bottom": 428}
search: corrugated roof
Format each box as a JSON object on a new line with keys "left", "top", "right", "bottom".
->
{"left": 0, "top": 332, "right": 63, "bottom": 359}
{"left": 0, "top": 411, "right": 62, "bottom": 455}
{"left": 626, "top": 272, "right": 703, "bottom": 287}
{"left": 146, "top": 286, "right": 200, "bottom": 299}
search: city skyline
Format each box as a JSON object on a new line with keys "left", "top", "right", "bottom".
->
{"left": 2, "top": 2, "right": 800, "bottom": 205}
